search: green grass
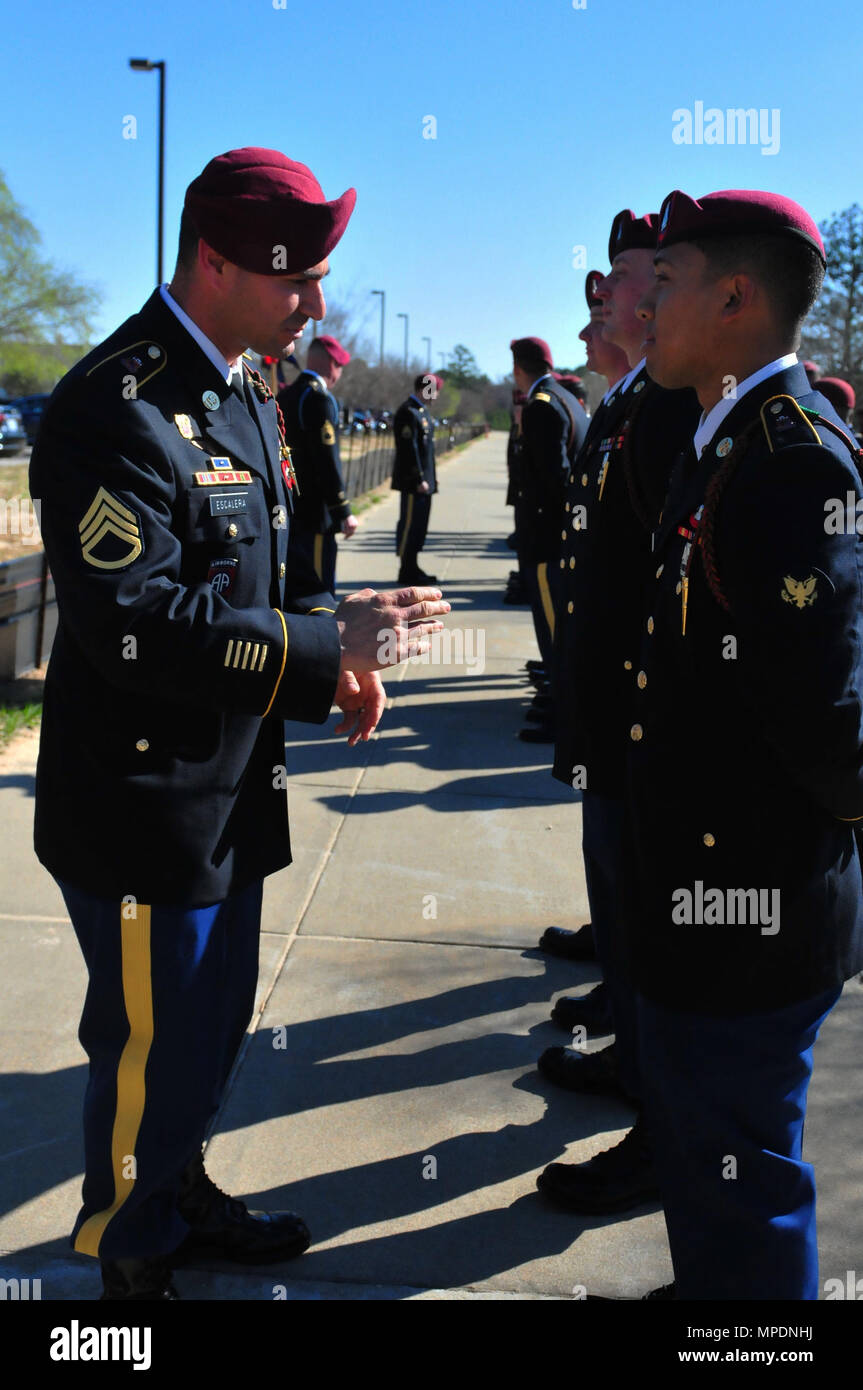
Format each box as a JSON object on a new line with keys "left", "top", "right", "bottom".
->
{"left": 0, "top": 701, "right": 42, "bottom": 750}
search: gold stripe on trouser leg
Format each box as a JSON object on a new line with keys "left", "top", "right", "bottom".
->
{"left": 398, "top": 494, "right": 415, "bottom": 560}
{"left": 313, "top": 532, "right": 324, "bottom": 582}
{"left": 74, "top": 903, "right": 154, "bottom": 1257}
{"left": 537, "top": 561, "right": 555, "bottom": 639}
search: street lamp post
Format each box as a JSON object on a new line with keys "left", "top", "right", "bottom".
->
{"left": 397, "top": 313, "right": 409, "bottom": 369}
{"left": 129, "top": 58, "right": 166, "bottom": 285}
{"left": 370, "top": 289, "right": 385, "bottom": 367}
{"left": 422, "top": 336, "right": 431, "bottom": 368}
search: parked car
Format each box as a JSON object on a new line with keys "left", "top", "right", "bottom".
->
{"left": 350, "top": 409, "right": 374, "bottom": 434}
{"left": 373, "top": 410, "right": 392, "bottom": 431}
{"left": 10, "top": 393, "right": 49, "bottom": 445}
{"left": 0, "top": 396, "right": 28, "bottom": 457}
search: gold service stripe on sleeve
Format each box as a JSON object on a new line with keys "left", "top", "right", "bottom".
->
{"left": 262, "top": 610, "right": 289, "bottom": 717}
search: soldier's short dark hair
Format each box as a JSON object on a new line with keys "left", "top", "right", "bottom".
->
{"left": 691, "top": 234, "right": 825, "bottom": 343}
{"left": 176, "top": 208, "right": 200, "bottom": 270}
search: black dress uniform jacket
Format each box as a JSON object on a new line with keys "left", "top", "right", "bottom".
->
{"left": 30, "top": 289, "right": 343, "bottom": 908}
{"left": 277, "top": 370, "right": 352, "bottom": 532}
{"left": 515, "top": 376, "right": 587, "bottom": 564}
{"left": 625, "top": 362, "right": 863, "bottom": 1013}
{"left": 391, "top": 396, "right": 437, "bottom": 493}
{"left": 551, "top": 369, "right": 701, "bottom": 796}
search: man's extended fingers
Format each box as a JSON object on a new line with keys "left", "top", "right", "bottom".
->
{"left": 389, "top": 586, "right": 444, "bottom": 606}
{"left": 405, "top": 619, "right": 446, "bottom": 639}
{"left": 402, "top": 599, "right": 450, "bottom": 622}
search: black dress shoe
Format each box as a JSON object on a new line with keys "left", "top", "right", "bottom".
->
{"left": 518, "top": 723, "right": 555, "bottom": 743}
{"left": 525, "top": 659, "right": 544, "bottom": 673}
{"left": 175, "top": 1155, "right": 311, "bottom": 1265}
{"left": 551, "top": 983, "right": 614, "bottom": 1034}
{"left": 585, "top": 1281, "right": 676, "bottom": 1302}
{"left": 537, "top": 1042, "right": 626, "bottom": 1096}
{"left": 399, "top": 566, "right": 438, "bottom": 584}
{"left": 538, "top": 924, "right": 597, "bottom": 961}
{"left": 100, "top": 1255, "right": 179, "bottom": 1301}
{"left": 536, "top": 1118, "right": 659, "bottom": 1215}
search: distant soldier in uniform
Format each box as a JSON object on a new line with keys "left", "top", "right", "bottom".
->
{"left": 278, "top": 333, "right": 357, "bottom": 593}
{"left": 625, "top": 188, "right": 863, "bottom": 1298}
{"left": 556, "top": 374, "right": 589, "bottom": 415}
{"left": 802, "top": 358, "right": 822, "bottom": 386}
{"left": 537, "top": 273, "right": 629, "bottom": 967}
{"left": 536, "top": 216, "right": 701, "bottom": 1219}
{"left": 504, "top": 387, "right": 529, "bottom": 604}
{"left": 29, "top": 147, "right": 449, "bottom": 1301}
{"left": 392, "top": 373, "right": 442, "bottom": 584}
{"left": 815, "top": 375, "right": 856, "bottom": 427}
{"left": 510, "top": 336, "right": 587, "bottom": 743}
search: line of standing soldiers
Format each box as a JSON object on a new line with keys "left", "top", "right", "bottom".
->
{"left": 511, "top": 193, "right": 863, "bottom": 1301}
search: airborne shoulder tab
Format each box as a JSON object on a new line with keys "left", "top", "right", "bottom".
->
{"left": 759, "top": 394, "right": 821, "bottom": 454}
{"left": 534, "top": 392, "right": 551, "bottom": 404}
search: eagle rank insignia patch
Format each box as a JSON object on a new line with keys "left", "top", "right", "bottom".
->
{"left": 781, "top": 574, "right": 818, "bottom": 609}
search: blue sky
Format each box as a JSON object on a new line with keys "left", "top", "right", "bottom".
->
{"left": 5, "top": 0, "right": 861, "bottom": 379}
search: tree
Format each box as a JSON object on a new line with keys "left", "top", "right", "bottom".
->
{"left": 799, "top": 204, "right": 863, "bottom": 400}
{"left": 445, "top": 343, "right": 487, "bottom": 388}
{"left": 0, "top": 170, "right": 101, "bottom": 393}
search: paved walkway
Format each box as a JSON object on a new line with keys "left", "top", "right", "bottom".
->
{"left": 0, "top": 432, "right": 860, "bottom": 1300}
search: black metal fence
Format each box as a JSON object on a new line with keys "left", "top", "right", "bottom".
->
{"left": 340, "top": 423, "right": 486, "bottom": 498}
{"left": 0, "top": 424, "right": 487, "bottom": 681}
{"left": 0, "top": 550, "right": 56, "bottom": 680}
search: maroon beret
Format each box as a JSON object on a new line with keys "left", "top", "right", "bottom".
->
{"left": 414, "top": 372, "right": 443, "bottom": 396}
{"left": 315, "top": 334, "right": 350, "bottom": 366}
{"left": 510, "top": 336, "right": 554, "bottom": 370}
{"left": 656, "top": 189, "right": 826, "bottom": 265}
{"left": 816, "top": 377, "right": 856, "bottom": 413}
{"left": 184, "top": 147, "right": 356, "bottom": 274}
{"left": 608, "top": 210, "right": 658, "bottom": 263}
{"left": 585, "top": 269, "right": 604, "bottom": 308}
{"left": 802, "top": 359, "right": 821, "bottom": 377}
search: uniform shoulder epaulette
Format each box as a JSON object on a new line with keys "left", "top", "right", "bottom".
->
{"left": 758, "top": 394, "right": 822, "bottom": 453}
{"left": 85, "top": 339, "right": 167, "bottom": 393}
{"left": 533, "top": 392, "right": 551, "bottom": 404}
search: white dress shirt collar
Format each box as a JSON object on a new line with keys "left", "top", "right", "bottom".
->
{"left": 694, "top": 353, "right": 798, "bottom": 459}
{"left": 159, "top": 284, "right": 244, "bottom": 386}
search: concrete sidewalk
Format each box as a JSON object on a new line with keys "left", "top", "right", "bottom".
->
{"left": 0, "top": 431, "right": 860, "bottom": 1301}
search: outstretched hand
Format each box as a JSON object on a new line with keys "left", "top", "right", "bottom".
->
{"left": 336, "top": 585, "right": 450, "bottom": 674}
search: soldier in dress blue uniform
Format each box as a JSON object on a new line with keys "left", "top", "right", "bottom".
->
{"left": 535, "top": 215, "right": 702, "bottom": 1218}
{"left": 624, "top": 188, "right": 863, "bottom": 1298}
{"left": 29, "top": 146, "right": 449, "bottom": 1301}
{"left": 278, "top": 333, "right": 357, "bottom": 593}
{"left": 509, "top": 336, "right": 587, "bottom": 744}
{"left": 538, "top": 274, "right": 631, "bottom": 965}
{"left": 392, "top": 373, "right": 442, "bottom": 584}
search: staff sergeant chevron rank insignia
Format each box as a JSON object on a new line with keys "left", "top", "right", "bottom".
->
{"left": 78, "top": 487, "right": 143, "bottom": 570}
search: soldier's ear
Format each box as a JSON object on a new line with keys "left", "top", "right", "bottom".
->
{"left": 719, "top": 271, "right": 757, "bottom": 323}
